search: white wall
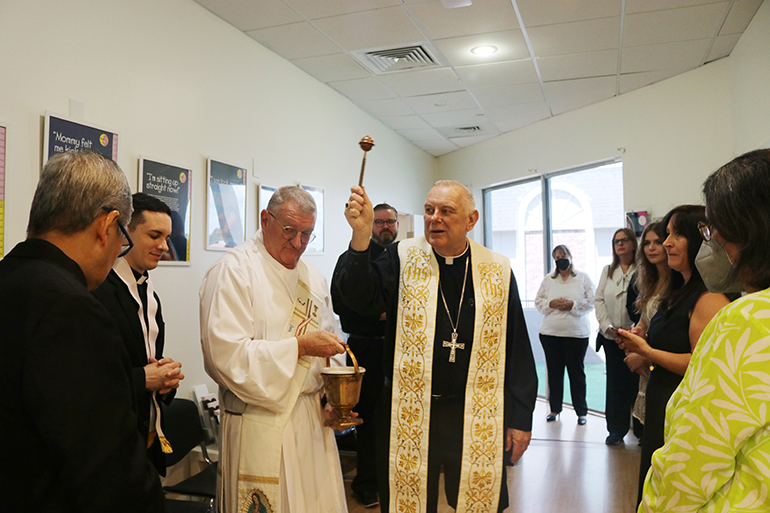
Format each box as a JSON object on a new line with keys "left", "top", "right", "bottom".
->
{"left": 728, "top": 0, "right": 770, "bottom": 154}
{"left": 0, "top": 0, "right": 436, "bottom": 397}
{"left": 438, "top": 0, "right": 770, "bottom": 234}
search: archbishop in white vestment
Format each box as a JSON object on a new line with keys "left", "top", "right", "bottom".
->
{"left": 200, "top": 187, "right": 348, "bottom": 513}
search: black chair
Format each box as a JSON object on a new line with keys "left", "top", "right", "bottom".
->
{"left": 162, "top": 398, "right": 218, "bottom": 512}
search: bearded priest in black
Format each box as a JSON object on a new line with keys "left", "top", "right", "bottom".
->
{"left": 333, "top": 180, "right": 537, "bottom": 513}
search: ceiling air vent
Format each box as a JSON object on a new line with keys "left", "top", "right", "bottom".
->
{"left": 354, "top": 44, "right": 439, "bottom": 74}
{"left": 455, "top": 126, "right": 482, "bottom": 133}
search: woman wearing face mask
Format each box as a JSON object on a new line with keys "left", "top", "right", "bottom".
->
{"left": 535, "top": 245, "right": 595, "bottom": 424}
{"left": 623, "top": 222, "right": 670, "bottom": 444}
{"left": 595, "top": 228, "right": 639, "bottom": 445}
{"left": 637, "top": 150, "right": 770, "bottom": 512}
{"left": 616, "top": 205, "right": 731, "bottom": 506}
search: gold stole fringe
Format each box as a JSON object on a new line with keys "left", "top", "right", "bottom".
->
{"left": 390, "top": 237, "right": 509, "bottom": 513}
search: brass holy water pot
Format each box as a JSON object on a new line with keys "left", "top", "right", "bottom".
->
{"left": 322, "top": 346, "right": 365, "bottom": 428}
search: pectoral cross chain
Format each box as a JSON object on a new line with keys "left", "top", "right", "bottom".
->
{"left": 443, "top": 332, "right": 465, "bottom": 363}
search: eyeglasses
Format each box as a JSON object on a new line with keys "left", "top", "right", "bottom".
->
{"left": 373, "top": 219, "right": 397, "bottom": 227}
{"left": 268, "top": 210, "right": 316, "bottom": 244}
{"left": 613, "top": 237, "right": 631, "bottom": 245}
{"left": 698, "top": 222, "right": 713, "bottom": 242}
{"left": 102, "top": 206, "right": 134, "bottom": 257}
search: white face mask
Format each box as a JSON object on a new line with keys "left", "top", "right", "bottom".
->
{"left": 695, "top": 237, "right": 743, "bottom": 293}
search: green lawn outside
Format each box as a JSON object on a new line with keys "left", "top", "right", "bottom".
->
{"left": 535, "top": 361, "right": 606, "bottom": 413}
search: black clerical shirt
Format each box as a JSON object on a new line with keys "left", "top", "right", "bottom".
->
{"left": 332, "top": 240, "right": 538, "bottom": 432}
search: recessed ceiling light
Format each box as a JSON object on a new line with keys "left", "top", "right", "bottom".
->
{"left": 434, "top": 102, "right": 447, "bottom": 107}
{"left": 471, "top": 45, "right": 498, "bottom": 56}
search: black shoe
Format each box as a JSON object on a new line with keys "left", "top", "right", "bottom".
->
{"left": 354, "top": 490, "right": 379, "bottom": 508}
{"left": 577, "top": 416, "right": 587, "bottom": 425}
{"left": 605, "top": 434, "right": 624, "bottom": 446}
{"left": 546, "top": 413, "right": 560, "bottom": 422}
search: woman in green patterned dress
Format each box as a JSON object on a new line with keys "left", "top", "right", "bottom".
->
{"left": 635, "top": 149, "right": 770, "bottom": 512}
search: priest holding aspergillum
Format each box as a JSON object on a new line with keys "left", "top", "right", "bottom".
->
{"left": 333, "top": 180, "right": 537, "bottom": 513}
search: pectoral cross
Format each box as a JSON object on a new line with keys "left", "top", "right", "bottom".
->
{"left": 443, "top": 332, "right": 465, "bottom": 363}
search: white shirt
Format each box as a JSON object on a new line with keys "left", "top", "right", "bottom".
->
{"left": 535, "top": 269, "right": 595, "bottom": 338}
{"left": 595, "top": 263, "right": 637, "bottom": 339}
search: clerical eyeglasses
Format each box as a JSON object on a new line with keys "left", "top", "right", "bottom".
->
{"left": 373, "top": 219, "right": 397, "bottom": 227}
{"left": 268, "top": 210, "right": 316, "bottom": 244}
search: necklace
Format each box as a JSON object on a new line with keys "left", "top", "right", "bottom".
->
{"left": 439, "top": 255, "right": 469, "bottom": 363}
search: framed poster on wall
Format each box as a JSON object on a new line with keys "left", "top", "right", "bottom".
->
{"left": 259, "top": 184, "right": 276, "bottom": 214}
{"left": 43, "top": 112, "right": 118, "bottom": 163}
{"left": 138, "top": 157, "right": 192, "bottom": 265}
{"left": 206, "top": 158, "right": 247, "bottom": 251}
{"left": 301, "top": 184, "right": 324, "bottom": 255}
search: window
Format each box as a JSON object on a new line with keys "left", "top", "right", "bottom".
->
{"left": 483, "top": 159, "right": 624, "bottom": 412}
{"left": 484, "top": 159, "right": 624, "bottom": 304}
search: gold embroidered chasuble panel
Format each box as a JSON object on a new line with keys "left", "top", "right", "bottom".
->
{"left": 236, "top": 277, "right": 320, "bottom": 513}
{"left": 391, "top": 237, "right": 510, "bottom": 513}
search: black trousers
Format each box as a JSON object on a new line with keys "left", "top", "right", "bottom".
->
{"left": 539, "top": 334, "right": 589, "bottom": 416}
{"left": 375, "top": 386, "right": 509, "bottom": 513}
{"left": 598, "top": 334, "right": 639, "bottom": 437}
{"left": 347, "top": 335, "right": 385, "bottom": 496}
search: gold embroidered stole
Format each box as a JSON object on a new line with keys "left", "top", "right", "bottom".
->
{"left": 391, "top": 237, "right": 510, "bottom": 513}
{"left": 235, "top": 271, "right": 322, "bottom": 513}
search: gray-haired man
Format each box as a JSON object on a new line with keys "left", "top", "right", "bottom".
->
{"left": 0, "top": 151, "right": 166, "bottom": 512}
{"left": 200, "top": 185, "right": 348, "bottom": 513}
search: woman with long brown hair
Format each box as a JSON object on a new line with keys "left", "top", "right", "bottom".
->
{"left": 617, "top": 205, "right": 731, "bottom": 505}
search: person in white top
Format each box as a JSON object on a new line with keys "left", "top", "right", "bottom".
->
{"left": 594, "top": 228, "right": 638, "bottom": 445}
{"left": 199, "top": 186, "right": 349, "bottom": 513}
{"left": 535, "top": 245, "right": 595, "bottom": 425}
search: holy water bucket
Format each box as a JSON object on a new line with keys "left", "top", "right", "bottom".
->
{"left": 322, "top": 347, "right": 365, "bottom": 428}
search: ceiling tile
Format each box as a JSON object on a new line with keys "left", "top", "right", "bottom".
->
{"left": 354, "top": 98, "right": 416, "bottom": 116}
{"left": 328, "top": 77, "right": 397, "bottom": 101}
{"left": 421, "top": 108, "right": 486, "bottom": 127}
{"left": 618, "top": 69, "right": 679, "bottom": 94}
{"left": 537, "top": 49, "right": 618, "bottom": 81}
{"left": 623, "top": 3, "right": 728, "bottom": 47}
{"left": 194, "top": 0, "right": 302, "bottom": 31}
{"left": 378, "top": 115, "right": 431, "bottom": 130}
{"left": 437, "top": 119, "right": 499, "bottom": 137}
{"left": 720, "top": 0, "right": 764, "bottom": 34}
{"left": 621, "top": 39, "right": 711, "bottom": 73}
{"left": 397, "top": 128, "right": 445, "bottom": 141}
{"left": 406, "top": 0, "right": 519, "bottom": 39}
{"left": 471, "top": 82, "right": 545, "bottom": 107}
{"left": 450, "top": 134, "right": 498, "bottom": 147}
{"left": 291, "top": 53, "right": 371, "bottom": 82}
{"left": 311, "top": 6, "right": 425, "bottom": 51}
{"left": 434, "top": 30, "right": 529, "bottom": 67}
{"left": 625, "top": 0, "right": 721, "bottom": 15}
{"left": 526, "top": 17, "right": 620, "bottom": 57}
{"left": 246, "top": 22, "right": 340, "bottom": 59}
{"left": 411, "top": 139, "right": 459, "bottom": 157}
{"left": 544, "top": 75, "right": 617, "bottom": 115}
{"left": 491, "top": 104, "right": 552, "bottom": 132}
{"left": 485, "top": 102, "right": 551, "bottom": 123}
{"left": 401, "top": 91, "right": 479, "bottom": 114}
{"left": 456, "top": 59, "right": 538, "bottom": 88}
{"left": 706, "top": 33, "right": 741, "bottom": 62}
{"left": 284, "top": 0, "right": 399, "bottom": 20}
{"left": 377, "top": 68, "right": 462, "bottom": 97}
{"left": 516, "top": 0, "right": 621, "bottom": 27}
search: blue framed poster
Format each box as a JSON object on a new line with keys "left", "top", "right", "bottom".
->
{"left": 43, "top": 112, "right": 118, "bottom": 163}
{"left": 206, "top": 158, "right": 247, "bottom": 251}
{"left": 138, "top": 157, "right": 192, "bottom": 265}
